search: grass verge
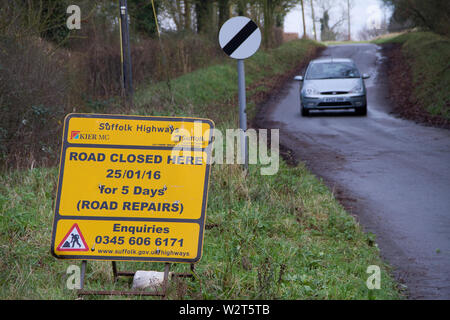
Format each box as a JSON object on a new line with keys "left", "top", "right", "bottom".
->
{"left": 0, "top": 39, "right": 402, "bottom": 299}
{"left": 374, "top": 32, "right": 450, "bottom": 126}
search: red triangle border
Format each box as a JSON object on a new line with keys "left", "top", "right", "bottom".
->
{"left": 56, "top": 223, "right": 89, "bottom": 251}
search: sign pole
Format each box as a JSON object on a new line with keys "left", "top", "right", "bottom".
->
{"left": 237, "top": 59, "right": 248, "bottom": 169}
{"left": 218, "top": 16, "right": 261, "bottom": 171}
{"left": 80, "top": 260, "right": 87, "bottom": 289}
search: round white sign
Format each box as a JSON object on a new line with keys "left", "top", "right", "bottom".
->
{"left": 219, "top": 16, "right": 261, "bottom": 60}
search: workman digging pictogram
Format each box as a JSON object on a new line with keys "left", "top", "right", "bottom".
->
{"left": 56, "top": 224, "right": 89, "bottom": 251}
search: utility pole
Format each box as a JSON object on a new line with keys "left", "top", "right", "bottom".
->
{"left": 119, "top": 0, "right": 133, "bottom": 107}
{"left": 310, "top": 0, "right": 317, "bottom": 41}
{"left": 347, "top": 0, "right": 351, "bottom": 41}
{"left": 300, "top": 0, "right": 307, "bottom": 38}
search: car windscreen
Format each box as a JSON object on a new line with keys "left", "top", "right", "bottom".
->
{"left": 306, "top": 62, "right": 361, "bottom": 80}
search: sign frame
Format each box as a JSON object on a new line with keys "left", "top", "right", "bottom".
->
{"left": 50, "top": 113, "right": 214, "bottom": 263}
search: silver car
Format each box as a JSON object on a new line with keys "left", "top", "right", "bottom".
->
{"left": 295, "top": 58, "right": 370, "bottom": 116}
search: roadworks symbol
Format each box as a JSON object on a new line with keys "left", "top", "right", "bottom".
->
{"left": 57, "top": 223, "right": 89, "bottom": 251}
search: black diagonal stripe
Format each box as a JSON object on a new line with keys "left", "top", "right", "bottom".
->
{"left": 223, "top": 20, "right": 258, "bottom": 56}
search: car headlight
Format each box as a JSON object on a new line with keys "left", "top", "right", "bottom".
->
{"left": 303, "top": 87, "right": 319, "bottom": 97}
{"left": 350, "top": 85, "right": 363, "bottom": 94}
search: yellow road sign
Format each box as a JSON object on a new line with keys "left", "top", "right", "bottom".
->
{"left": 51, "top": 114, "right": 214, "bottom": 263}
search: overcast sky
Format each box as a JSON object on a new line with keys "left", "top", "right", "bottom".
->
{"left": 284, "top": 0, "right": 391, "bottom": 40}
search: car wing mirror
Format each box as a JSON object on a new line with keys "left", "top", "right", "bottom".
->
{"left": 294, "top": 75, "right": 303, "bottom": 81}
{"left": 362, "top": 73, "right": 370, "bottom": 79}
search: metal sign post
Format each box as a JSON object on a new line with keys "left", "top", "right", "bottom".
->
{"left": 219, "top": 17, "right": 261, "bottom": 170}
{"left": 237, "top": 59, "right": 248, "bottom": 168}
{"left": 77, "top": 260, "right": 194, "bottom": 298}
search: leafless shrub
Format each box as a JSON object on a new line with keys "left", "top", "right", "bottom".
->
{"left": 0, "top": 36, "right": 71, "bottom": 168}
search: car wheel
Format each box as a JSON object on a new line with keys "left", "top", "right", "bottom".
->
{"left": 301, "top": 106, "right": 309, "bottom": 117}
{"left": 356, "top": 106, "right": 367, "bottom": 116}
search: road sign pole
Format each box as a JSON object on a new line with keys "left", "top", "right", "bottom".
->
{"left": 219, "top": 16, "right": 261, "bottom": 171}
{"left": 80, "top": 260, "right": 87, "bottom": 289}
{"left": 237, "top": 59, "right": 248, "bottom": 169}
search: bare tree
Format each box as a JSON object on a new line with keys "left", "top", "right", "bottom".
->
{"left": 300, "top": 0, "right": 307, "bottom": 38}
{"left": 160, "top": 0, "right": 185, "bottom": 31}
{"left": 195, "top": 0, "right": 214, "bottom": 35}
{"left": 184, "top": 0, "right": 192, "bottom": 30}
{"left": 310, "top": 0, "right": 317, "bottom": 40}
{"left": 346, "top": 0, "right": 354, "bottom": 41}
{"left": 382, "top": 0, "right": 450, "bottom": 37}
{"left": 260, "top": 0, "right": 297, "bottom": 48}
{"left": 315, "top": 0, "right": 346, "bottom": 41}
{"left": 218, "top": 0, "right": 231, "bottom": 30}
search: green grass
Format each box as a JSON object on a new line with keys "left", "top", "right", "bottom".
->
{"left": 371, "top": 32, "right": 407, "bottom": 45}
{"left": 0, "top": 163, "right": 401, "bottom": 299}
{"left": 0, "top": 39, "right": 402, "bottom": 299}
{"left": 374, "top": 32, "right": 450, "bottom": 120}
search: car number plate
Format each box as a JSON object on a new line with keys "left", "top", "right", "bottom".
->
{"left": 324, "top": 97, "right": 344, "bottom": 102}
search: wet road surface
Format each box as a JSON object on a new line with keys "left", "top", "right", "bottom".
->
{"left": 263, "top": 43, "right": 450, "bottom": 299}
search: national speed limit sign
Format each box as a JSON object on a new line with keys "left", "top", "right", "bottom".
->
{"left": 219, "top": 16, "right": 261, "bottom": 60}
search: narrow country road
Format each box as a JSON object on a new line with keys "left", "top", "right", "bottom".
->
{"left": 261, "top": 43, "right": 450, "bottom": 299}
